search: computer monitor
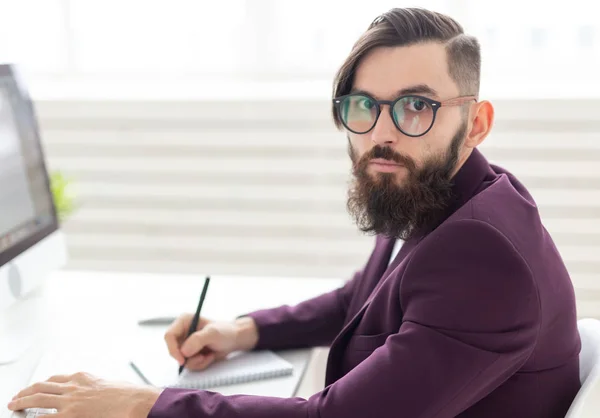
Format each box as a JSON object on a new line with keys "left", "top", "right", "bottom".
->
{"left": 0, "top": 64, "right": 67, "bottom": 363}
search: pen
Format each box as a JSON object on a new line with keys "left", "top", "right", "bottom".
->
{"left": 137, "top": 316, "right": 178, "bottom": 326}
{"left": 129, "top": 361, "right": 152, "bottom": 385}
{"left": 179, "top": 275, "right": 211, "bottom": 375}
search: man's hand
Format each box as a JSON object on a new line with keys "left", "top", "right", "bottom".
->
{"left": 164, "top": 314, "right": 259, "bottom": 371}
{"left": 7, "top": 372, "right": 162, "bottom": 418}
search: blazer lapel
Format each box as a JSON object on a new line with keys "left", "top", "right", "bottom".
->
{"left": 326, "top": 236, "right": 421, "bottom": 382}
{"left": 364, "top": 236, "right": 420, "bottom": 305}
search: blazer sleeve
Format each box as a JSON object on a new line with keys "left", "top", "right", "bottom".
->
{"left": 148, "top": 219, "right": 540, "bottom": 418}
{"left": 240, "top": 269, "right": 362, "bottom": 350}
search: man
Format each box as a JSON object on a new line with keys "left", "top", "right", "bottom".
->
{"left": 8, "top": 7, "right": 580, "bottom": 418}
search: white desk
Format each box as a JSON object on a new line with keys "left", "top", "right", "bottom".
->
{"left": 0, "top": 270, "right": 343, "bottom": 415}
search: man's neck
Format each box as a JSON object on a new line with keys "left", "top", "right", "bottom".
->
{"left": 450, "top": 147, "right": 474, "bottom": 179}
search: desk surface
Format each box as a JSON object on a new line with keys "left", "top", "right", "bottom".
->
{"left": 0, "top": 270, "right": 343, "bottom": 414}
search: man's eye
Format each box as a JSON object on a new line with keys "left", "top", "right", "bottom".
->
{"left": 359, "top": 99, "right": 374, "bottom": 110}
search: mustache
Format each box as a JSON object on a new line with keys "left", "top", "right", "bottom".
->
{"left": 346, "top": 119, "right": 467, "bottom": 240}
{"left": 357, "top": 145, "right": 417, "bottom": 173}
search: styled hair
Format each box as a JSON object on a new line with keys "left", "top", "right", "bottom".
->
{"left": 332, "top": 7, "right": 481, "bottom": 128}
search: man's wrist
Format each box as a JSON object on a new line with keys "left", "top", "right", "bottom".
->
{"left": 234, "top": 316, "right": 259, "bottom": 351}
{"left": 130, "top": 386, "right": 163, "bottom": 418}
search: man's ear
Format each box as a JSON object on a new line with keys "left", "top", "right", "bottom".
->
{"left": 464, "top": 100, "right": 494, "bottom": 149}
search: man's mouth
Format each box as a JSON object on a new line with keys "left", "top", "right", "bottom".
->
{"left": 368, "top": 158, "right": 404, "bottom": 172}
{"left": 369, "top": 158, "right": 402, "bottom": 166}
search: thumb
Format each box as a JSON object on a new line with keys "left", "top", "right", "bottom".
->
{"left": 180, "top": 328, "right": 215, "bottom": 358}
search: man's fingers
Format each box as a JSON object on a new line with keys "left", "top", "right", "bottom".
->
{"left": 165, "top": 315, "right": 188, "bottom": 340}
{"left": 12, "top": 382, "right": 69, "bottom": 400}
{"left": 197, "top": 317, "right": 211, "bottom": 328}
{"left": 46, "top": 375, "right": 71, "bottom": 384}
{"left": 164, "top": 316, "right": 189, "bottom": 364}
{"left": 7, "top": 394, "right": 62, "bottom": 411}
{"left": 165, "top": 315, "right": 213, "bottom": 363}
{"left": 180, "top": 328, "right": 215, "bottom": 358}
{"left": 69, "top": 371, "right": 94, "bottom": 384}
{"left": 165, "top": 333, "right": 185, "bottom": 365}
{"left": 185, "top": 353, "right": 216, "bottom": 371}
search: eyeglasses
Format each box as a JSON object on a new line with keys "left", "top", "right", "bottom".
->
{"left": 332, "top": 93, "right": 476, "bottom": 137}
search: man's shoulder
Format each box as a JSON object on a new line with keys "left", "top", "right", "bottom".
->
{"left": 430, "top": 167, "right": 555, "bottom": 282}
{"left": 448, "top": 168, "right": 542, "bottom": 243}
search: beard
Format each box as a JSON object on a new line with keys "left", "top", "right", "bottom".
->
{"left": 346, "top": 121, "right": 466, "bottom": 240}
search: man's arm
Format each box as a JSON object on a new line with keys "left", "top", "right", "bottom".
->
{"left": 148, "top": 219, "right": 541, "bottom": 418}
{"left": 240, "top": 269, "right": 362, "bottom": 350}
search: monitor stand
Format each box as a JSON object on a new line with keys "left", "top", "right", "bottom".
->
{"left": 0, "top": 231, "right": 67, "bottom": 364}
{"left": 0, "top": 266, "right": 44, "bottom": 365}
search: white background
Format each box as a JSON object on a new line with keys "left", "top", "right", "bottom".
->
{"left": 0, "top": 0, "right": 599, "bottom": 99}
{"left": 0, "top": 1, "right": 599, "bottom": 318}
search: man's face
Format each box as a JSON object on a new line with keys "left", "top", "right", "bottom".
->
{"left": 345, "top": 42, "right": 472, "bottom": 239}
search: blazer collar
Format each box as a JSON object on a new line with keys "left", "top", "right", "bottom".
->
{"left": 446, "top": 147, "right": 495, "bottom": 217}
{"left": 381, "top": 147, "right": 495, "bottom": 272}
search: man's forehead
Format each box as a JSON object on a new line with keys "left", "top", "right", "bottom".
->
{"left": 352, "top": 42, "right": 457, "bottom": 100}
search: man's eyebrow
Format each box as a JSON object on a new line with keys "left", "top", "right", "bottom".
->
{"left": 396, "top": 84, "right": 439, "bottom": 97}
{"left": 349, "top": 84, "right": 439, "bottom": 99}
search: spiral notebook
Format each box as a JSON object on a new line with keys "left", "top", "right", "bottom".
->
{"left": 130, "top": 350, "right": 294, "bottom": 390}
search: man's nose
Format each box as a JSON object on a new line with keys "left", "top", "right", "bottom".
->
{"left": 370, "top": 106, "right": 398, "bottom": 146}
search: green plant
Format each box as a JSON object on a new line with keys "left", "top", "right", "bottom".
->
{"left": 49, "top": 171, "right": 76, "bottom": 222}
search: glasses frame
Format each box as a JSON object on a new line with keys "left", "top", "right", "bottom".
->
{"left": 332, "top": 93, "right": 477, "bottom": 137}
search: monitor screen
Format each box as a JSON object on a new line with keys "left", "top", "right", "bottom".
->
{"left": 0, "top": 65, "right": 58, "bottom": 267}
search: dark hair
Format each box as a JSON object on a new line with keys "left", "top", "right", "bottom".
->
{"left": 332, "top": 7, "right": 481, "bottom": 128}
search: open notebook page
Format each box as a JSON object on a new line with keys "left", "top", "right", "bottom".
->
{"left": 131, "top": 350, "right": 294, "bottom": 390}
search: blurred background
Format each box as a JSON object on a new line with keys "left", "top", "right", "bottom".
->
{"left": 1, "top": 0, "right": 599, "bottom": 316}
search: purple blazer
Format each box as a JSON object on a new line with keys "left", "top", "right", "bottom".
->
{"left": 149, "top": 149, "right": 581, "bottom": 418}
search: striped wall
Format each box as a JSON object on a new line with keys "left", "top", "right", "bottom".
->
{"left": 34, "top": 98, "right": 600, "bottom": 318}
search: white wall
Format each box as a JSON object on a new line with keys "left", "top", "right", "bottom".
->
{"left": 35, "top": 98, "right": 600, "bottom": 318}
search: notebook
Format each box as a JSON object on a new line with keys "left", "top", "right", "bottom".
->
{"left": 130, "top": 350, "right": 294, "bottom": 390}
